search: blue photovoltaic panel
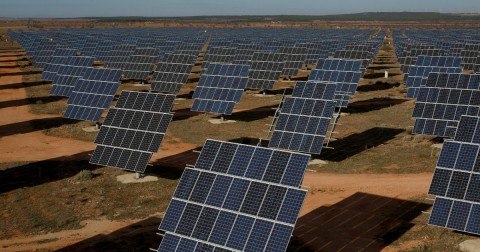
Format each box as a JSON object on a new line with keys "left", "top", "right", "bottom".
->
{"left": 308, "top": 69, "right": 362, "bottom": 107}
{"left": 279, "top": 47, "right": 307, "bottom": 76}
{"left": 151, "top": 54, "right": 196, "bottom": 93}
{"left": 158, "top": 139, "right": 310, "bottom": 252}
{"left": 406, "top": 66, "right": 462, "bottom": 98}
{"left": 50, "top": 66, "right": 89, "bottom": 97}
{"left": 247, "top": 52, "right": 285, "bottom": 90}
{"left": 191, "top": 63, "right": 249, "bottom": 115}
{"left": 412, "top": 73, "right": 480, "bottom": 138}
{"left": 64, "top": 68, "right": 122, "bottom": 122}
{"left": 416, "top": 56, "right": 462, "bottom": 67}
{"left": 268, "top": 81, "right": 337, "bottom": 154}
{"left": 52, "top": 48, "right": 78, "bottom": 57}
{"left": 428, "top": 115, "right": 480, "bottom": 235}
{"left": 316, "top": 58, "right": 362, "bottom": 72}
{"left": 90, "top": 91, "right": 175, "bottom": 173}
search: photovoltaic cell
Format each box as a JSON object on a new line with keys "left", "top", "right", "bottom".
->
{"left": 412, "top": 73, "right": 480, "bottom": 138}
{"left": 247, "top": 52, "right": 285, "bottom": 90}
{"left": 406, "top": 66, "right": 462, "bottom": 98}
{"left": 191, "top": 63, "right": 249, "bottom": 115}
{"left": 150, "top": 54, "right": 196, "bottom": 94}
{"left": 268, "top": 81, "right": 337, "bottom": 154}
{"left": 64, "top": 68, "right": 122, "bottom": 122}
{"left": 428, "top": 115, "right": 480, "bottom": 235}
{"left": 308, "top": 68, "right": 362, "bottom": 108}
{"left": 90, "top": 91, "right": 175, "bottom": 173}
{"left": 158, "top": 139, "right": 310, "bottom": 252}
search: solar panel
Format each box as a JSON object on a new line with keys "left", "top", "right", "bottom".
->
{"left": 151, "top": 63, "right": 193, "bottom": 94}
{"left": 122, "top": 63, "right": 155, "bottom": 81}
{"left": 475, "top": 57, "right": 480, "bottom": 73}
{"left": 316, "top": 58, "right": 362, "bottom": 72}
{"left": 50, "top": 66, "right": 89, "bottom": 97}
{"left": 308, "top": 69, "right": 362, "bottom": 108}
{"left": 268, "top": 81, "right": 337, "bottom": 154}
{"left": 406, "top": 66, "right": 463, "bottom": 99}
{"left": 191, "top": 63, "right": 249, "bottom": 115}
{"left": 64, "top": 68, "right": 122, "bottom": 121}
{"left": 158, "top": 139, "right": 310, "bottom": 252}
{"left": 412, "top": 73, "right": 480, "bottom": 138}
{"left": 279, "top": 47, "right": 307, "bottom": 76}
{"left": 333, "top": 50, "right": 372, "bottom": 70}
{"left": 415, "top": 56, "right": 462, "bottom": 67}
{"left": 90, "top": 91, "right": 175, "bottom": 173}
{"left": 52, "top": 48, "right": 78, "bottom": 57}
{"left": 460, "top": 44, "right": 480, "bottom": 71}
{"left": 247, "top": 52, "right": 285, "bottom": 90}
{"left": 43, "top": 56, "right": 94, "bottom": 81}
{"left": 400, "top": 49, "right": 445, "bottom": 74}
{"left": 428, "top": 115, "right": 480, "bottom": 235}
{"left": 201, "top": 47, "right": 236, "bottom": 72}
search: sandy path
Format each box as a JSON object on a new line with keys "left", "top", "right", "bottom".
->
{"left": 0, "top": 172, "right": 432, "bottom": 251}
{"left": 0, "top": 217, "right": 160, "bottom": 251}
{"left": 0, "top": 63, "right": 94, "bottom": 162}
{"left": 300, "top": 172, "right": 432, "bottom": 216}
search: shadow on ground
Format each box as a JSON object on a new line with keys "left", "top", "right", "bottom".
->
{"left": 0, "top": 95, "right": 65, "bottom": 109}
{"left": 0, "top": 80, "right": 50, "bottom": 91}
{"left": 287, "top": 192, "right": 431, "bottom": 252}
{"left": 318, "top": 127, "right": 405, "bottom": 161}
{"left": 343, "top": 98, "right": 409, "bottom": 114}
{"left": 226, "top": 104, "right": 277, "bottom": 122}
{"left": 0, "top": 151, "right": 95, "bottom": 195}
{"left": 357, "top": 81, "right": 401, "bottom": 92}
{"left": 0, "top": 117, "right": 79, "bottom": 137}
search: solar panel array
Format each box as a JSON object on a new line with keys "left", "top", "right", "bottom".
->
{"left": 406, "top": 66, "right": 463, "bottom": 99}
{"left": 247, "top": 52, "right": 285, "bottom": 90}
{"left": 46, "top": 57, "right": 95, "bottom": 97}
{"left": 333, "top": 48, "right": 376, "bottom": 71}
{"left": 64, "top": 68, "right": 122, "bottom": 121}
{"left": 158, "top": 139, "right": 310, "bottom": 252}
{"left": 309, "top": 58, "right": 363, "bottom": 108}
{"left": 201, "top": 47, "right": 236, "bottom": 72}
{"left": 151, "top": 54, "right": 197, "bottom": 93}
{"left": 50, "top": 66, "right": 89, "bottom": 97}
{"left": 475, "top": 57, "right": 480, "bottom": 73}
{"left": 428, "top": 115, "right": 480, "bottom": 235}
{"left": 460, "top": 44, "right": 480, "bottom": 71}
{"left": 191, "top": 64, "right": 249, "bottom": 115}
{"left": 412, "top": 73, "right": 480, "bottom": 138}
{"left": 269, "top": 81, "right": 337, "bottom": 154}
{"left": 90, "top": 91, "right": 174, "bottom": 173}
{"left": 399, "top": 48, "right": 444, "bottom": 74}
{"left": 122, "top": 47, "right": 161, "bottom": 81}
{"left": 404, "top": 56, "right": 463, "bottom": 98}
{"left": 279, "top": 47, "right": 307, "bottom": 77}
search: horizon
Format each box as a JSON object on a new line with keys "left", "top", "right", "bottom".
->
{"left": 1, "top": 0, "right": 479, "bottom": 19}
{"left": 2, "top": 12, "right": 480, "bottom": 20}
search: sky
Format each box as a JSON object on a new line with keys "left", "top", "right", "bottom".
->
{"left": 0, "top": 0, "right": 479, "bottom": 18}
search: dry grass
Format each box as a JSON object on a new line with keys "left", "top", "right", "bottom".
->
{"left": 386, "top": 197, "right": 472, "bottom": 252}
{"left": 0, "top": 161, "right": 178, "bottom": 239}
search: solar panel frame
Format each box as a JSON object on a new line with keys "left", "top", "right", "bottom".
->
{"left": 268, "top": 81, "right": 337, "bottom": 154}
{"left": 191, "top": 63, "right": 249, "bottom": 115}
{"left": 64, "top": 68, "right": 122, "bottom": 122}
{"left": 158, "top": 139, "right": 310, "bottom": 252}
{"left": 90, "top": 91, "right": 175, "bottom": 173}
{"left": 247, "top": 52, "right": 286, "bottom": 90}
{"left": 428, "top": 115, "right": 480, "bottom": 235}
{"left": 412, "top": 73, "right": 480, "bottom": 138}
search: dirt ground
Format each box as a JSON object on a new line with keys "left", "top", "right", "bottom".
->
{"left": 0, "top": 33, "right": 474, "bottom": 252}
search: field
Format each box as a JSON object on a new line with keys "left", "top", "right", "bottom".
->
{"left": 0, "top": 28, "right": 477, "bottom": 252}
